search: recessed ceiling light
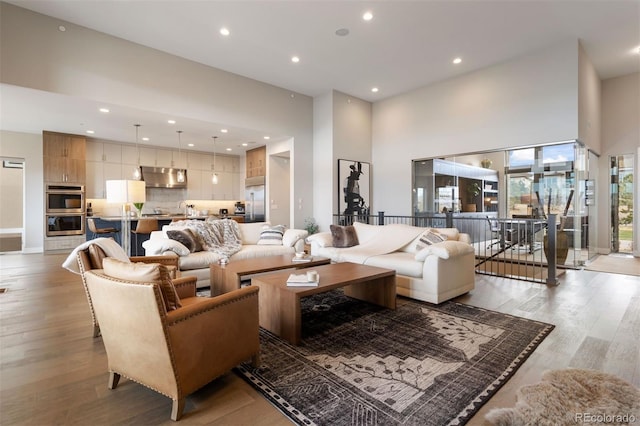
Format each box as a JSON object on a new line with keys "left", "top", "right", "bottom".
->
{"left": 453, "top": 57, "right": 462, "bottom": 64}
{"left": 363, "top": 11, "right": 373, "bottom": 21}
{"left": 167, "top": 119, "right": 176, "bottom": 124}
{"left": 142, "top": 137, "right": 149, "bottom": 141}
{"left": 371, "top": 87, "right": 379, "bottom": 93}
{"left": 242, "top": 143, "right": 248, "bottom": 147}
{"left": 335, "top": 28, "right": 350, "bottom": 37}
{"left": 58, "top": 25, "right": 66, "bottom": 32}
{"left": 221, "top": 129, "right": 228, "bottom": 133}
{"left": 291, "top": 56, "right": 300, "bottom": 63}
{"left": 86, "top": 130, "right": 95, "bottom": 134}
{"left": 220, "top": 27, "right": 230, "bottom": 36}
{"left": 99, "top": 108, "right": 109, "bottom": 113}
{"left": 263, "top": 136, "right": 270, "bottom": 140}
{"left": 226, "top": 148, "right": 232, "bottom": 151}
{"left": 188, "top": 143, "right": 194, "bottom": 147}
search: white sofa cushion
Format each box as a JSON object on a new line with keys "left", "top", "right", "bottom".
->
{"left": 352, "top": 222, "right": 382, "bottom": 245}
{"left": 231, "top": 244, "right": 295, "bottom": 260}
{"left": 238, "top": 222, "right": 270, "bottom": 245}
{"left": 364, "top": 252, "right": 423, "bottom": 278}
{"left": 179, "top": 250, "right": 222, "bottom": 270}
{"left": 307, "top": 232, "right": 333, "bottom": 248}
{"left": 283, "top": 229, "right": 308, "bottom": 247}
{"left": 415, "top": 240, "right": 474, "bottom": 261}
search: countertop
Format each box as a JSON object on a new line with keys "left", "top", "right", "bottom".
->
{"left": 94, "top": 215, "right": 243, "bottom": 221}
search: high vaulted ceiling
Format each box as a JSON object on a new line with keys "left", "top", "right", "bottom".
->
{"left": 2, "top": 0, "right": 639, "bottom": 152}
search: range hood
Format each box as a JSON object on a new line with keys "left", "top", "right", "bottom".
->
{"left": 140, "top": 166, "right": 187, "bottom": 188}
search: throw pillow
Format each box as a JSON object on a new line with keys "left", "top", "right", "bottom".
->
{"left": 167, "top": 229, "right": 202, "bottom": 253}
{"left": 142, "top": 239, "right": 190, "bottom": 257}
{"left": 415, "top": 229, "right": 446, "bottom": 251}
{"left": 330, "top": 224, "right": 359, "bottom": 248}
{"left": 257, "top": 225, "right": 285, "bottom": 245}
{"left": 88, "top": 244, "right": 108, "bottom": 269}
{"left": 103, "top": 258, "right": 182, "bottom": 311}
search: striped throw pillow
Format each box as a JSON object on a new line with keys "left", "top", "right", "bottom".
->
{"left": 257, "top": 225, "right": 285, "bottom": 245}
{"left": 415, "top": 229, "right": 447, "bottom": 251}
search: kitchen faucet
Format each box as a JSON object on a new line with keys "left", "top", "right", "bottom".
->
{"left": 178, "top": 201, "right": 188, "bottom": 216}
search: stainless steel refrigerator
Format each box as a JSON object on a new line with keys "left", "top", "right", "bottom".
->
{"left": 245, "top": 176, "right": 265, "bottom": 222}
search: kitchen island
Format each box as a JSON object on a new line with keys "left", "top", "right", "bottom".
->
{"left": 86, "top": 215, "right": 245, "bottom": 255}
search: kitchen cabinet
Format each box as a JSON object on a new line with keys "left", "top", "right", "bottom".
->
{"left": 156, "top": 149, "right": 174, "bottom": 167}
{"left": 246, "top": 146, "right": 266, "bottom": 178}
{"left": 86, "top": 141, "right": 122, "bottom": 163}
{"left": 86, "top": 161, "right": 123, "bottom": 198}
{"left": 43, "top": 131, "right": 86, "bottom": 183}
{"left": 186, "top": 170, "right": 205, "bottom": 200}
{"left": 187, "top": 151, "right": 204, "bottom": 170}
{"left": 121, "top": 145, "right": 139, "bottom": 165}
{"left": 138, "top": 147, "right": 156, "bottom": 166}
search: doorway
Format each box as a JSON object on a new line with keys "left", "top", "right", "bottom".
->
{"left": 610, "top": 154, "right": 634, "bottom": 253}
{"left": 0, "top": 158, "right": 25, "bottom": 252}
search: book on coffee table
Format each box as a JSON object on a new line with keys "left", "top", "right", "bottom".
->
{"left": 286, "top": 273, "right": 318, "bottom": 287}
{"left": 292, "top": 255, "right": 313, "bottom": 262}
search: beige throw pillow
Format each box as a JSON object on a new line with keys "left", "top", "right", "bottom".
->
{"left": 102, "top": 258, "right": 182, "bottom": 311}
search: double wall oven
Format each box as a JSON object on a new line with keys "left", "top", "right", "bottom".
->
{"left": 46, "top": 184, "right": 85, "bottom": 236}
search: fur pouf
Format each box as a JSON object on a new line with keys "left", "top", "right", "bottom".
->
{"left": 486, "top": 369, "right": 640, "bottom": 425}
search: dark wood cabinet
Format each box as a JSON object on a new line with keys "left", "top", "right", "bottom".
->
{"left": 246, "top": 146, "right": 266, "bottom": 178}
{"left": 43, "top": 131, "right": 86, "bottom": 183}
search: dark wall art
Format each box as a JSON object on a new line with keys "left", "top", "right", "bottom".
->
{"left": 338, "top": 159, "right": 370, "bottom": 218}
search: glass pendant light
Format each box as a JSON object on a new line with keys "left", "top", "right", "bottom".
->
{"left": 176, "top": 130, "right": 185, "bottom": 183}
{"left": 132, "top": 124, "right": 142, "bottom": 180}
{"left": 212, "top": 136, "right": 219, "bottom": 184}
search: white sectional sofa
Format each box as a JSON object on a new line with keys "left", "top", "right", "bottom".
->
{"left": 143, "top": 220, "right": 308, "bottom": 288}
{"left": 307, "top": 222, "right": 475, "bottom": 304}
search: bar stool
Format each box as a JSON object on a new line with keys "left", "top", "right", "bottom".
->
{"left": 132, "top": 218, "right": 159, "bottom": 256}
{"left": 87, "top": 218, "right": 120, "bottom": 243}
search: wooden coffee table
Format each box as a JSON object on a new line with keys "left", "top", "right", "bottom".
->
{"left": 252, "top": 262, "right": 396, "bottom": 345}
{"left": 210, "top": 254, "right": 331, "bottom": 296}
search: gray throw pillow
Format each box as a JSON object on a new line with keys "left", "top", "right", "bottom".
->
{"left": 166, "top": 229, "right": 203, "bottom": 253}
{"left": 330, "top": 224, "right": 359, "bottom": 248}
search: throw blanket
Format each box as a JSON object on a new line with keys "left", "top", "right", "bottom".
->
{"left": 335, "top": 223, "right": 424, "bottom": 263}
{"left": 62, "top": 237, "right": 129, "bottom": 274}
{"left": 170, "top": 219, "right": 242, "bottom": 260}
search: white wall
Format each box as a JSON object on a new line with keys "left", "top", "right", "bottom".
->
{"left": 1, "top": 3, "right": 314, "bottom": 232}
{"left": 268, "top": 155, "right": 291, "bottom": 227}
{"left": 372, "top": 41, "right": 580, "bottom": 215}
{"left": 0, "top": 131, "right": 43, "bottom": 252}
{"left": 312, "top": 92, "right": 334, "bottom": 231}
{"left": 312, "top": 91, "right": 372, "bottom": 231}
{"left": 578, "top": 42, "right": 602, "bottom": 153}
{"left": 600, "top": 72, "right": 640, "bottom": 256}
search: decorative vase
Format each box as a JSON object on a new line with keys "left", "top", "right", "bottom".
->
{"left": 481, "top": 158, "right": 492, "bottom": 169}
{"left": 544, "top": 230, "right": 569, "bottom": 265}
{"left": 133, "top": 202, "right": 144, "bottom": 218}
{"left": 463, "top": 204, "right": 477, "bottom": 212}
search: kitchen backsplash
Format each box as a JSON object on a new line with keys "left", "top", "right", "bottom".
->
{"left": 87, "top": 187, "right": 241, "bottom": 217}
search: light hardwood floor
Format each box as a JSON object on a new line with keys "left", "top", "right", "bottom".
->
{"left": 1, "top": 253, "right": 638, "bottom": 425}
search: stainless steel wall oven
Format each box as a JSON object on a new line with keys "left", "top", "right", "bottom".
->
{"left": 46, "top": 184, "right": 85, "bottom": 213}
{"left": 45, "top": 184, "right": 85, "bottom": 236}
{"left": 46, "top": 214, "right": 85, "bottom": 236}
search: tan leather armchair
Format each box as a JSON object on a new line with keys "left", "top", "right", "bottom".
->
{"left": 83, "top": 259, "right": 260, "bottom": 421}
{"left": 76, "top": 240, "right": 183, "bottom": 337}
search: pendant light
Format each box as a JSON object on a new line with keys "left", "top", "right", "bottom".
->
{"left": 176, "top": 130, "right": 185, "bottom": 183}
{"left": 132, "top": 124, "right": 142, "bottom": 180}
{"left": 212, "top": 136, "right": 219, "bottom": 185}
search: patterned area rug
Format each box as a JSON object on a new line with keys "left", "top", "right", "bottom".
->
{"left": 235, "top": 290, "right": 554, "bottom": 425}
